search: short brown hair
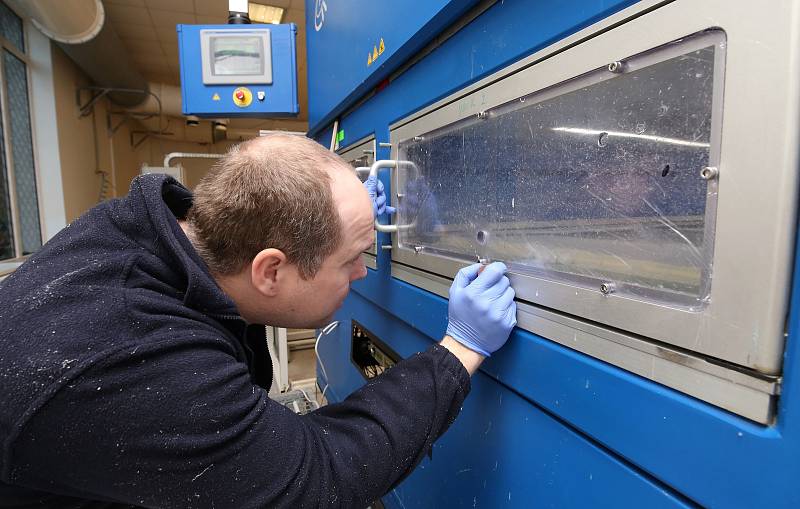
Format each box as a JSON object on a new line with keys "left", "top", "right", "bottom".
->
{"left": 187, "top": 134, "right": 348, "bottom": 279}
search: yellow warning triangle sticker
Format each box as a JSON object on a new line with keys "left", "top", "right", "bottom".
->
{"left": 378, "top": 38, "right": 385, "bottom": 55}
{"left": 212, "top": 93, "right": 220, "bottom": 101}
{"left": 367, "top": 52, "right": 372, "bottom": 66}
{"left": 373, "top": 45, "right": 378, "bottom": 61}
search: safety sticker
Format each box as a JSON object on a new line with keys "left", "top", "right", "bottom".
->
{"left": 368, "top": 38, "right": 386, "bottom": 67}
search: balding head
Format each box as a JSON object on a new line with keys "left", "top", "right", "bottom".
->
{"left": 187, "top": 133, "right": 358, "bottom": 279}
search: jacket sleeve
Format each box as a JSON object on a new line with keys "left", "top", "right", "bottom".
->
{"left": 6, "top": 337, "right": 470, "bottom": 508}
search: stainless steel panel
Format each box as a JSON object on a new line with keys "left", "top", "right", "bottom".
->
{"left": 391, "top": 262, "right": 778, "bottom": 424}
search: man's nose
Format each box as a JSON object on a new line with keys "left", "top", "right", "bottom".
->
{"left": 351, "top": 258, "right": 367, "bottom": 281}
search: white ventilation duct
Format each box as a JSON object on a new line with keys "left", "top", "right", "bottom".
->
{"left": 127, "top": 82, "right": 184, "bottom": 118}
{"left": 10, "top": 0, "right": 105, "bottom": 44}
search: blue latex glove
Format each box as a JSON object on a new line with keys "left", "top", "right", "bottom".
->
{"left": 445, "top": 262, "right": 517, "bottom": 356}
{"left": 364, "top": 175, "right": 396, "bottom": 217}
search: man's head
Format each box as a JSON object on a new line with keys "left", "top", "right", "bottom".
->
{"left": 186, "top": 134, "right": 374, "bottom": 327}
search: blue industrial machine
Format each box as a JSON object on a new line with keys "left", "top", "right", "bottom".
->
{"left": 176, "top": 23, "right": 298, "bottom": 117}
{"left": 306, "top": 0, "right": 800, "bottom": 507}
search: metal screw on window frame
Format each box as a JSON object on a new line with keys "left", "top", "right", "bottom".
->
{"left": 607, "top": 60, "right": 626, "bottom": 73}
{"left": 477, "top": 111, "right": 489, "bottom": 120}
{"left": 413, "top": 136, "right": 424, "bottom": 142}
{"left": 600, "top": 282, "right": 616, "bottom": 295}
{"left": 700, "top": 166, "right": 719, "bottom": 180}
{"left": 413, "top": 246, "right": 425, "bottom": 254}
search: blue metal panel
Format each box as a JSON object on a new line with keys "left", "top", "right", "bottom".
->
{"left": 330, "top": 0, "right": 643, "bottom": 149}
{"left": 321, "top": 294, "right": 693, "bottom": 508}
{"left": 312, "top": 0, "right": 800, "bottom": 507}
{"left": 177, "top": 23, "right": 298, "bottom": 117}
{"left": 304, "top": 0, "right": 480, "bottom": 133}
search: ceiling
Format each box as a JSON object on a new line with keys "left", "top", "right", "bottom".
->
{"left": 102, "top": 0, "right": 308, "bottom": 131}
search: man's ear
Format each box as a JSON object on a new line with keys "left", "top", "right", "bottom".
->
{"left": 251, "top": 248, "right": 288, "bottom": 297}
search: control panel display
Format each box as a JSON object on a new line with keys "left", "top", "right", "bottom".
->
{"left": 201, "top": 29, "right": 273, "bottom": 85}
{"left": 211, "top": 36, "right": 263, "bottom": 76}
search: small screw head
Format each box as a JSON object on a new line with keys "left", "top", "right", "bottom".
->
{"left": 413, "top": 136, "right": 424, "bottom": 142}
{"left": 600, "top": 282, "right": 616, "bottom": 295}
{"left": 413, "top": 246, "right": 424, "bottom": 254}
{"left": 477, "top": 111, "right": 488, "bottom": 120}
{"left": 607, "top": 61, "right": 625, "bottom": 73}
{"left": 700, "top": 166, "right": 719, "bottom": 180}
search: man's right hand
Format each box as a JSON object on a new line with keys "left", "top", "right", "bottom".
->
{"left": 445, "top": 262, "right": 517, "bottom": 357}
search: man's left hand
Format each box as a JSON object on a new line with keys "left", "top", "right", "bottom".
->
{"left": 364, "top": 175, "right": 396, "bottom": 217}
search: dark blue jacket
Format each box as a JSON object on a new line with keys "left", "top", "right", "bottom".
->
{"left": 0, "top": 174, "right": 470, "bottom": 508}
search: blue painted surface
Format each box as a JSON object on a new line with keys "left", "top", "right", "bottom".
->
{"left": 304, "top": 0, "right": 480, "bottom": 133}
{"left": 320, "top": 294, "right": 693, "bottom": 508}
{"left": 310, "top": 0, "right": 800, "bottom": 507}
{"left": 177, "top": 24, "right": 298, "bottom": 117}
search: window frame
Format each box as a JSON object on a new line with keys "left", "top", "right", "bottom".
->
{"left": 0, "top": 1, "right": 44, "bottom": 264}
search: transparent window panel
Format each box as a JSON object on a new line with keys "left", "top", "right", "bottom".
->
{"left": 0, "top": 3, "right": 23, "bottom": 52}
{"left": 396, "top": 31, "right": 723, "bottom": 308}
{"left": 5, "top": 50, "right": 41, "bottom": 254}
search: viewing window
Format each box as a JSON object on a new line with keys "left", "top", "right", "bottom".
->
{"left": 396, "top": 31, "right": 723, "bottom": 308}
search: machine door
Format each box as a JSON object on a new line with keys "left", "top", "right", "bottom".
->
{"left": 386, "top": 2, "right": 799, "bottom": 422}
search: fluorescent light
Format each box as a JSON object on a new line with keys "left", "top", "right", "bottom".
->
{"left": 551, "top": 127, "right": 710, "bottom": 148}
{"left": 248, "top": 3, "right": 284, "bottom": 24}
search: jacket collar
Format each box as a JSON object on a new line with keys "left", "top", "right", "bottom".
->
{"left": 132, "top": 173, "right": 241, "bottom": 318}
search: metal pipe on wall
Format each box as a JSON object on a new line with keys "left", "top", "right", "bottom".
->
{"left": 163, "top": 152, "right": 224, "bottom": 168}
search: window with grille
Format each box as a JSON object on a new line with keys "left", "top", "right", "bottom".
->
{"left": 0, "top": 1, "right": 41, "bottom": 260}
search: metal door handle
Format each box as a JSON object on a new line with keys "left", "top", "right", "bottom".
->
{"left": 354, "top": 166, "right": 371, "bottom": 182}
{"left": 369, "top": 160, "right": 400, "bottom": 233}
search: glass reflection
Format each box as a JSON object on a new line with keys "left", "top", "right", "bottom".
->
{"left": 397, "top": 34, "right": 722, "bottom": 307}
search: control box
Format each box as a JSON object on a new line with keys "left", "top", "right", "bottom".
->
{"left": 177, "top": 23, "right": 299, "bottom": 117}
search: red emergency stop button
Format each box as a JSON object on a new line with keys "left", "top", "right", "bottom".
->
{"left": 232, "top": 87, "right": 253, "bottom": 107}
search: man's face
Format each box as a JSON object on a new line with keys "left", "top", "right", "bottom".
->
{"left": 274, "top": 170, "right": 375, "bottom": 328}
